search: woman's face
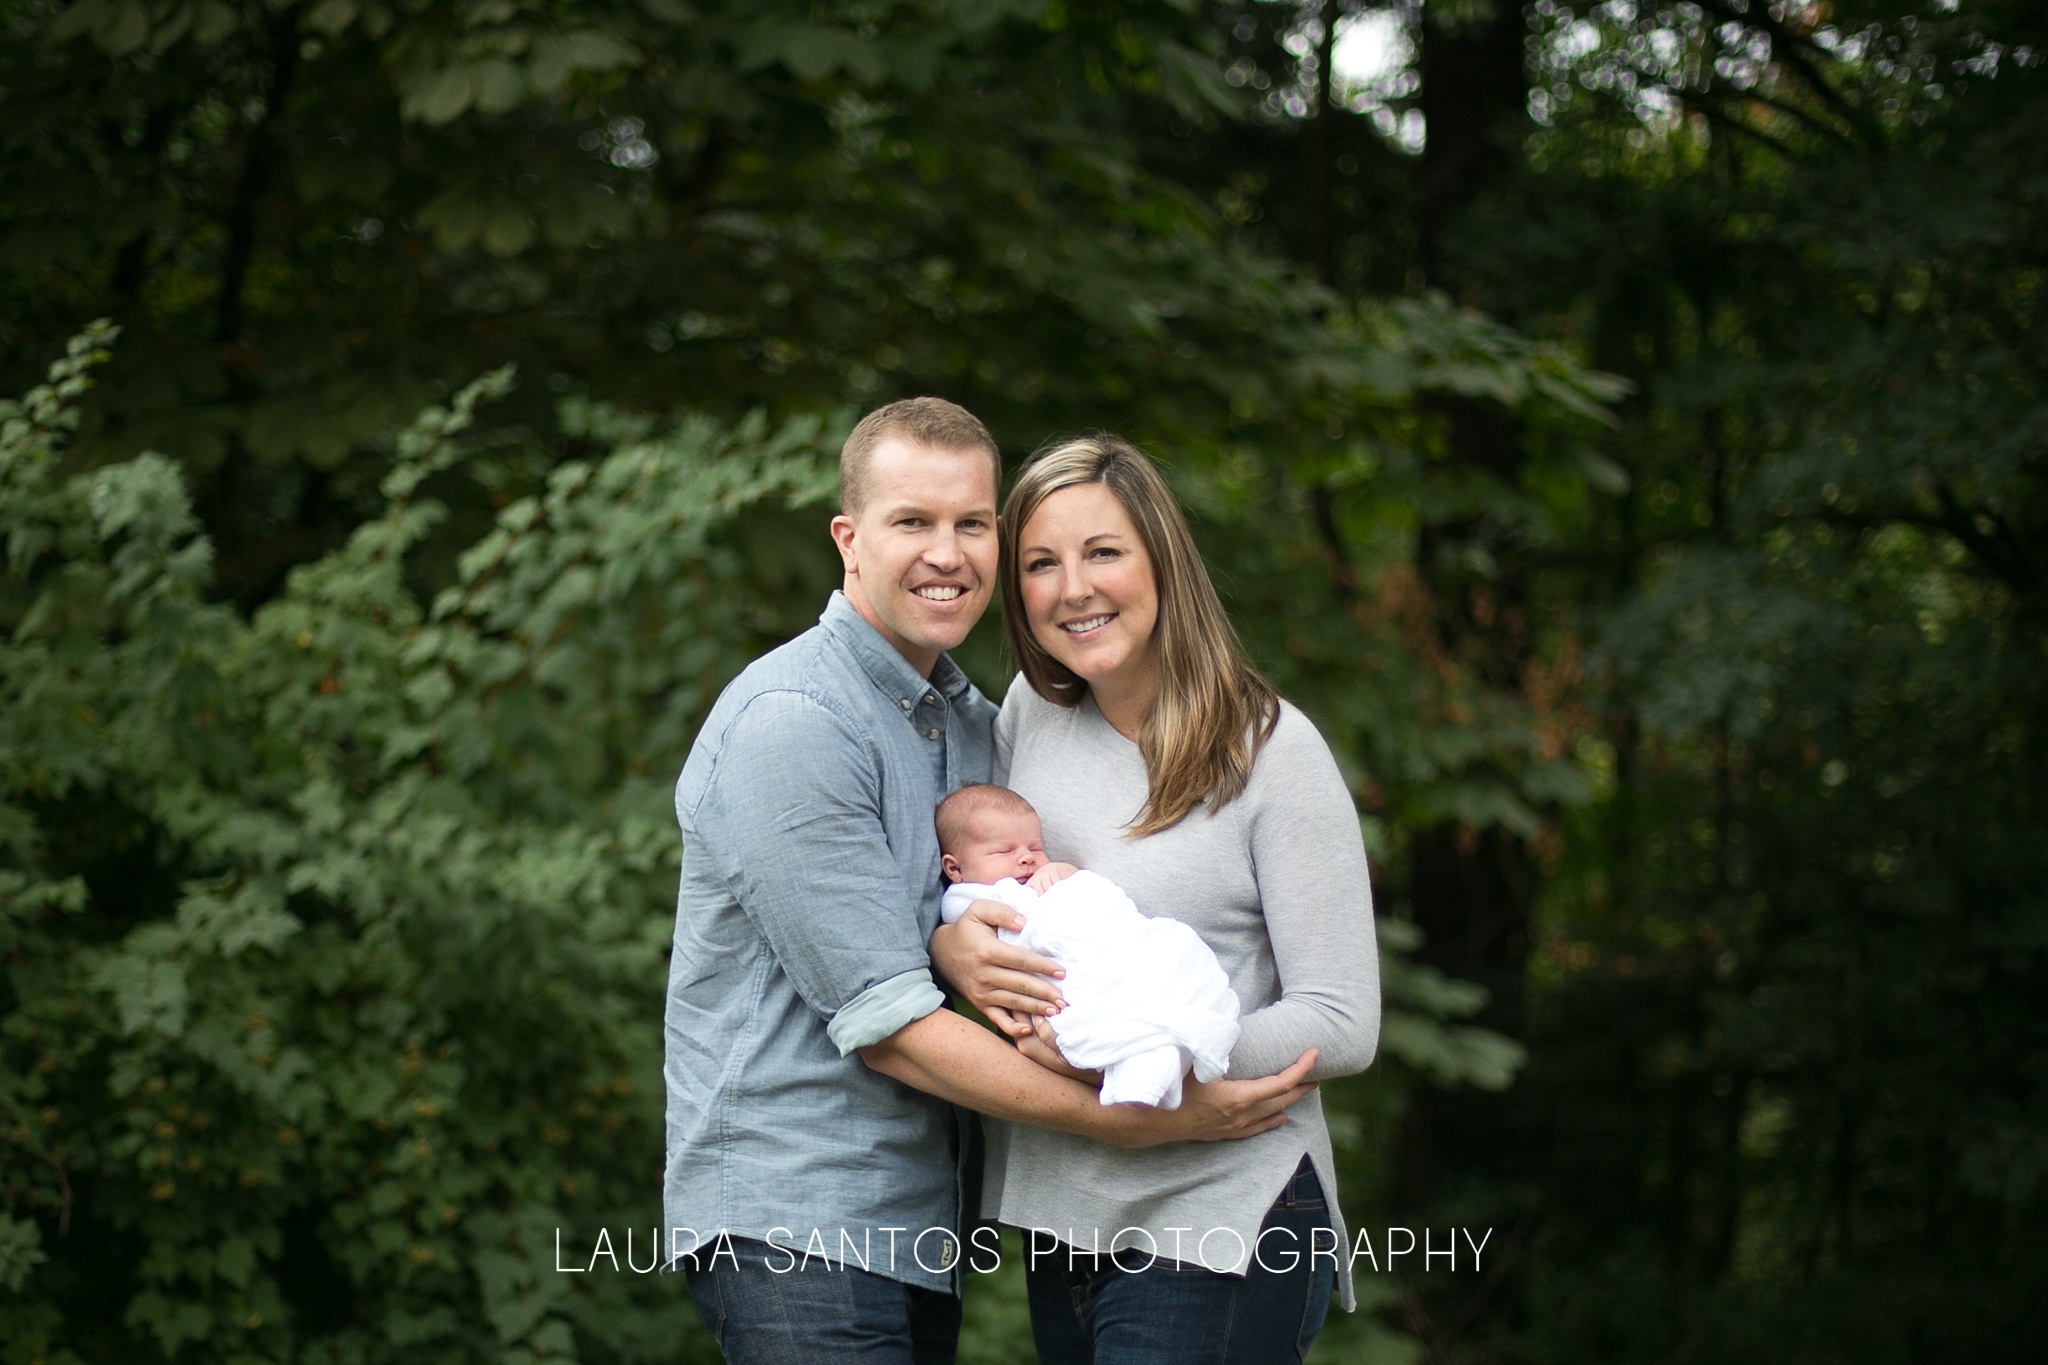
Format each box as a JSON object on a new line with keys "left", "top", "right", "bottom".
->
{"left": 1015, "top": 482, "right": 1160, "bottom": 698}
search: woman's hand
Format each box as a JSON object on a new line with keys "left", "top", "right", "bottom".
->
{"left": 1017, "top": 1015, "right": 1102, "bottom": 1086}
{"left": 928, "top": 899, "right": 1065, "bottom": 1039}
{"left": 1093, "top": 1050, "right": 1320, "bottom": 1149}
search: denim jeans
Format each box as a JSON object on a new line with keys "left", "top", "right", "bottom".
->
{"left": 1023, "top": 1156, "right": 1336, "bottom": 1365}
{"left": 684, "top": 1238, "right": 962, "bottom": 1365}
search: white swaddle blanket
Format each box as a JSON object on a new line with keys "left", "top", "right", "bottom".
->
{"left": 940, "top": 870, "right": 1241, "bottom": 1108}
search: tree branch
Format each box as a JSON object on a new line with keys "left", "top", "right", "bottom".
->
{"left": 1737, "top": 86, "right": 1858, "bottom": 149}
{"left": 1694, "top": 0, "right": 1876, "bottom": 147}
{"left": 1691, "top": 96, "right": 1803, "bottom": 163}
{"left": 1802, "top": 499, "right": 2039, "bottom": 599}
{"left": 1933, "top": 485, "right": 2038, "bottom": 596}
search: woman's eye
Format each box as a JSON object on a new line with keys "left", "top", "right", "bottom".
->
{"left": 1024, "top": 556, "right": 1054, "bottom": 572}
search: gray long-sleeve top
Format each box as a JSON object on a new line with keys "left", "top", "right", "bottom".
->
{"left": 985, "top": 678, "right": 1381, "bottom": 1309}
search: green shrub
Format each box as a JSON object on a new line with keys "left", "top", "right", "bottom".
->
{"left": 0, "top": 324, "right": 854, "bottom": 1363}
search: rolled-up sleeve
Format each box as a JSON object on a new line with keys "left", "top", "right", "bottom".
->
{"left": 826, "top": 968, "right": 946, "bottom": 1054}
{"left": 691, "top": 691, "right": 945, "bottom": 1053}
{"left": 1230, "top": 712, "right": 1383, "bottom": 1080}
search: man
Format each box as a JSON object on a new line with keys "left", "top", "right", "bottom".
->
{"left": 662, "top": 398, "right": 1315, "bottom": 1364}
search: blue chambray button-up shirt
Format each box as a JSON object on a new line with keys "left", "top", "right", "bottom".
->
{"left": 662, "top": 591, "right": 997, "bottom": 1292}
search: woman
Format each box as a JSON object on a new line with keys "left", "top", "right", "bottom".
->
{"left": 931, "top": 434, "right": 1381, "bottom": 1364}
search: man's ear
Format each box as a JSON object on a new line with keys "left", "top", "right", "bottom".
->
{"left": 940, "top": 853, "right": 962, "bottom": 883}
{"left": 829, "top": 513, "right": 858, "bottom": 574}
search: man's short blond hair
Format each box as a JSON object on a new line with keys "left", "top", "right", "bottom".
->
{"left": 935, "top": 783, "right": 1037, "bottom": 855}
{"left": 840, "top": 397, "right": 1000, "bottom": 516}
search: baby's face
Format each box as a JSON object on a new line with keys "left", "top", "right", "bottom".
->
{"left": 944, "top": 808, "right": 1048, "bottom": 885}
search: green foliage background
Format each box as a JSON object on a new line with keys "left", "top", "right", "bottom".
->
{"left": 3, "top": 0, "right": 2045, "bottom": 1362}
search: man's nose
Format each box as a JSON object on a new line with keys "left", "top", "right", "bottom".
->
{"left": 923, "top": 528, "right": 965, "bottom": 570}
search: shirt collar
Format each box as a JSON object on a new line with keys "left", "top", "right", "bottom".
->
{"left": 819, "top": 590, "right": 974, "bottom": 707}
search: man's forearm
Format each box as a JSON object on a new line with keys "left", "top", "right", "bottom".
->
{"left": 857, "top": 1009, "right": 1147, "bottom": 1147}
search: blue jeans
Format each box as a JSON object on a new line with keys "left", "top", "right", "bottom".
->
{"left": 683, "top": 1238, "right": 962, "bottom": 1365}
{"left": 1023, "top": 1156, "right": 1336, "bottom": 1365}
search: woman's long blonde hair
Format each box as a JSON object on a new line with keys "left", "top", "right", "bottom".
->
{"left": 1001, "top": 434, "right": 1279, "bottom": 836}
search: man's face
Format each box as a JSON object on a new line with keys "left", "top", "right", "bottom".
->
{"left": 830, "top": 438, "right": 1000, "bottom": 675}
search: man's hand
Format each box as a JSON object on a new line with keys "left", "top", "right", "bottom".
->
{"left": 1024, "top": 862, "right": 1079, "bottom": 894}
{"left": 1017, "top": 1015, "right": 1101, "bottom": 1086}
{"left": 929, "top": 899, "right": 1065, "bottom": 1038}
{"left": 1092, "top": 1050, "right": 1320, "bottom": 1149}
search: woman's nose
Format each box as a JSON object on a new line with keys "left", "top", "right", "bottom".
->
{"left": 1058, "top": 564, "right": 1090, "bottom": 603}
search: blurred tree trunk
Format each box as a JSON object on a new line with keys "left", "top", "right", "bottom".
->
{"left": 1397, "top": 0, "right": 1538, "bottom": 1240}
{"left": 1415, "top": 0, "right": 1527, "bottom": 286}
{"left": 1302, "top": 0, "right": 1340, "bottom": 283}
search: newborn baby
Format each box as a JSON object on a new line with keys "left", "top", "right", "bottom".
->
{"left": 935, "top": 783, "right": 1240, "bottom": 1108}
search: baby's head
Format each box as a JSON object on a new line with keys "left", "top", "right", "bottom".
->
{"left": 936, "top": 784, "right": 1047, "bottom": 885}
